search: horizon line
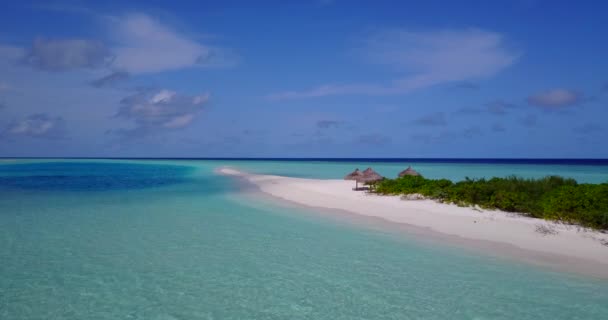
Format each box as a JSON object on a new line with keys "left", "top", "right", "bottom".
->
{"left": 2, "top": 157, "right": 608, "bottom": 162}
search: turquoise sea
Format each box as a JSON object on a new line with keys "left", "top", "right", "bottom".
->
{"left": 1, "top": 159, "right": 608, "bottom": 319}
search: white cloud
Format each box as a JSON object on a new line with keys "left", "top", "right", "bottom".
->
{"left": 113, "top": 89, "right": 209, "bottom": 137}
{"left": 109, "top": 14, "right": 234, "bottom": 74}
{"left": 267, "top": 84, "right": 386, "bottom": 100}
{"left": 4, "top": 114, "right": 66, "bottom": 138}
{"left": 527, "top": 89, "right": 582, "bottom": 108}
{"left": 22, "top": 38, "right": 113, "bottom": 72}
{"left": 162, "top": 114, "right": 195, "bottom": 129}
{"left": 10, "top": 14, "right": 235, "bottom": 76}
{"left": 90, "top": 71, "right": 129, "bottom": 87}
{"left": 150, "top": 89, "right": 177, "bottom": 104}
{"left": 192, "top": 95, "right": 208, "bottom": 104}
{"left": 269, "top": 28, "right": 519, "bottom": 100}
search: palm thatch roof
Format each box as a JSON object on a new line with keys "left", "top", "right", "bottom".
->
{"left": 344, "top": 168, "right": 363, "bottom": 181}
{"left": 398, "top": 166, "right": 421, "bottom": 177}
{"left": 361, "top": 167, "right": 384, "bottom": 183}
{"left": 345, "top": 168, "right": 366, "bottom": 190}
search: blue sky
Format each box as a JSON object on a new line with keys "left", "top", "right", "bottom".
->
{"left": 0, "top": 0, "right": 607, "bottom": 158}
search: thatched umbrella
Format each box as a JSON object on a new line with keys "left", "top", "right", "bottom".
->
{"left": 344, "top": 168, "right": 364, "bottom": 189}
{"left": 361, "top": 167, "right": 384, "bottom": 186}
{"left": 398, "top": 166, "right": 421, "bottom": 178}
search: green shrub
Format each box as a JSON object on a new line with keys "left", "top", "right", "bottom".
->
{"left": 541, "top": 184, "right": 608, "bottom": 229}
{"left": 375, "top": 175, "right": 608, "bottom": 230}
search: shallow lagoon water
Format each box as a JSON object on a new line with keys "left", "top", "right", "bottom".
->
{"left": 218, "top": 159, "right": 608, "bottom": 183}
{"left": 1, "top": 160, "right": 607, "bottom": 319}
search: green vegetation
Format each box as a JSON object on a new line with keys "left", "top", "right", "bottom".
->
{"left": 376, "top": 175, "right": 608, "bottom": 230}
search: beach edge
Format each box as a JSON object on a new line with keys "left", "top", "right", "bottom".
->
{"left": 217, "top": 167, "right": 608, "bottom": 279}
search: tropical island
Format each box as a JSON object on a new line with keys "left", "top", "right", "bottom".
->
{"left": 220, "top": 166, "right": 608, "bottom": 278}
{"left": 374, "top": 170, "right": 608, "bottom": 231}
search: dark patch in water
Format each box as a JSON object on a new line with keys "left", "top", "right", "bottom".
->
{"left": 0, "top": 162, "right": 195, "bottom": 191}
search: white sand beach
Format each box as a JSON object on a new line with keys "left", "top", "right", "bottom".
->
{"left": 219, "top": 167, "right": 608, "bottom": 277}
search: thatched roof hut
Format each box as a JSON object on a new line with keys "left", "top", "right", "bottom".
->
{"left": 344, "top": 168, "right": 363, "bottom": 181}
{"left": 344, "top": 168, "right": 364, "bottom": 190}
{"left": 398, "top": 166, "right": 421, "bottom": 177}
{"left": 361, "top": 167, "right": 384, "bottom": 183}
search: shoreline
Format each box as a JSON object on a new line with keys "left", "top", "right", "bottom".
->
{"left": 218, "top": 167, "right": 608, "bottom": 279}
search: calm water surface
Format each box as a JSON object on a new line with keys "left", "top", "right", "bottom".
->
{"left": 1, "top": 159, "right": 607, "bottom": 319}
